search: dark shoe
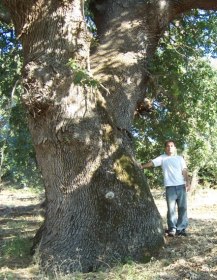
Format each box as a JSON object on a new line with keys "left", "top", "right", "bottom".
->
{"left": 176, "top": 229, "right": 187, "bottom": 236}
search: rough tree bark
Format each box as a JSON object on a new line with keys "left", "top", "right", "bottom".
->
{"left": 2, "top": 0, "right": 217, "bottom": 273}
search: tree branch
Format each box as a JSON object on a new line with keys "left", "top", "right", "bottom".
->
{"left": 169, "top": 0, "right": 217, "bottom": 20}
{"left": 0, "top": 4, "right": 11, "bottom": 24}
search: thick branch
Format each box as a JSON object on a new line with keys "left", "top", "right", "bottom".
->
{"left": 0, "top": 4, "right": 11, "bottom": 24}
{"left": 169, "top": 0, "right": 217, "bottom": 20}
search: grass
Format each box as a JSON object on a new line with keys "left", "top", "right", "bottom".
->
{"left": 1, "top": 236, "right": 31, "bottom": 261}
{"left": 0, "top": 186, "right": 217, "bottom": 279}
{"left": 0, "top": 185, "right": 44, "bottom": 279}
{"left": 27, "top": 261, "right": 165, "bottom": 280}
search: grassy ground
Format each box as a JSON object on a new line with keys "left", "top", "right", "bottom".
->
{"left": 0, "top": 186, "right": 217, "bottom": 279}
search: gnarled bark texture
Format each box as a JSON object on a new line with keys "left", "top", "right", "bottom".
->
{"left": 2, "top": 0, "right": 217, "bottom": 273}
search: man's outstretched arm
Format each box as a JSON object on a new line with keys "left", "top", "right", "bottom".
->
{"left": 140, "top": 161, "right": 154, "bottom": 169}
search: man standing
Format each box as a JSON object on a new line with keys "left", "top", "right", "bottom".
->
{"left": 141, "top": 140, "right": 191, "bottom": 237}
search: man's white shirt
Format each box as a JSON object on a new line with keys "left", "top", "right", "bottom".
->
{"left": 152, "top": 154, "right": 187, "bottom": 187}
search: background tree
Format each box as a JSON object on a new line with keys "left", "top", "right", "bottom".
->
{"left": 1, "top": 0, "right": 217, "bottom": 273}
{"left": 0, "top": 21, "right": 41, "bottom": 186}
{"left": 135, "top": 10, "right": 217, "bottom": 189}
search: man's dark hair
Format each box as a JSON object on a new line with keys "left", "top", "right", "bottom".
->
{"left": 164, "top": 139, "right": 176, "bottom": 147}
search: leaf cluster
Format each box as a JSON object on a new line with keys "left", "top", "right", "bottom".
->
{"left": 67, "top": 59, "right": 99, "bottom": 88}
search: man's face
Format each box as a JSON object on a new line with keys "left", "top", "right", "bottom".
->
{"left": 165, "top": 142, "right": 176, "bottom": 156}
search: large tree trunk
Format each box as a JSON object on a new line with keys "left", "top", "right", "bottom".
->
{"left": 3, "top": 0, "right": 217, "bottom": 273}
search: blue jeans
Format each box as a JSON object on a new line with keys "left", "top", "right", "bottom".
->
{"left": 165, "top": 185, "right": 188, "bottom": 231}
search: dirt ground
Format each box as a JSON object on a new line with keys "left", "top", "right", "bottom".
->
{"left": 152, "top": 188, "right": 217, "bottom": 279}
{"left": 0, "top": 186, "right": 217, "bottom": 279}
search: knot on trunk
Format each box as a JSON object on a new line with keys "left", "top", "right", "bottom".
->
{"left": 22, "top": 61, "right": 68, "bottom": 117}
{"left": 22, "top": 88, "right": 53, "bottom": 117}
{"left": 135, "top": 98, "right": 153, "bottom": 116}
{"left": 105, "top": 191, "right": 115, "bottom": 199}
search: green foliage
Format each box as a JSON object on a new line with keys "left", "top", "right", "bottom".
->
{"left": 0, "top": 22, "right": 42, "bottom": 187}
{"left": 5, "top": 102, "right": 42, "bottom": 186}
{"left": 135, "top": 10, "right": 217, "bottom": 187}
{"left": 67, "top": 59, "right": 99, "bottom": 87}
